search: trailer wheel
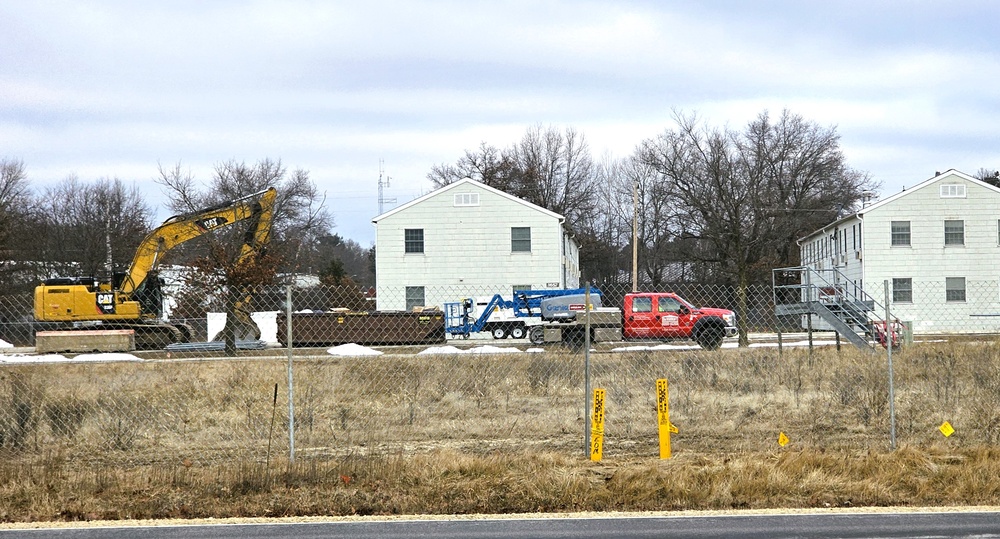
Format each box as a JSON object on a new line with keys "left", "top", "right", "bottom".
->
{"left": 491, "top": 326, "right": 508, "bottom": 339}
{"left": 510, "top": 325, "right": 527, "bottom": 339}
{"left": 528, "top": 326, "right": 545, "bottom": 345}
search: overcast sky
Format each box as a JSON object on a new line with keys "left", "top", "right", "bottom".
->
{"left": 3, "top": 1, "right": 999, "bottom": 245}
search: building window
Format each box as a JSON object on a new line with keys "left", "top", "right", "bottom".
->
{"left": 944, "top": 220, "right": 964, "bottom": 246}
{"left": 940, "top": 184, "right": 966, "bottom": 198}
{"left": 946, "top": 277, "right": 966, "bottom": 302}
{"left": 512, "top": 285, "right": 532, "bottom": 296}
{"left": 405, "top": 286, "right": 425, "bottom": 311}
{"left": 404, "top": 229, "right": 424, "bottom": 253}
{"left": 892, "top": 278, "right": 912, "bottom": 303}
{"left": 453, "top": 193, "right": 480, "bottom": 206}
{"left": 890, "top": 221, "right": 910, "bottom": 246}
{"left": 511, "top": 227, "right": 531, "bottom": 252}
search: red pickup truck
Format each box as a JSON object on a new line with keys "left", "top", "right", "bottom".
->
{"left": 622, "top": 292, "right": 737, "bottom": 350}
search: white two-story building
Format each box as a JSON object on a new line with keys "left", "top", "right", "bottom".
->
{"left": 798, "top": 169, "right": 1000, "bottom": 334}
{"left": 372, "top": 178, "right": 581, "bottom": 311}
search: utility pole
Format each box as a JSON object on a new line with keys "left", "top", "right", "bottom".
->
{"left": 632, "top": 179, "right": 638, "bottom": 292}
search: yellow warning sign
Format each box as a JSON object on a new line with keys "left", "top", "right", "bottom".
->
{"left": 778, "top": 431, "right": 790, "bottom": 447}
{"left": 590, "top": 388, "right": 606, "bottom": 462}
{"left": 939, "top": 421, "right": 955, "bottom": 437}
{"left": 656, "top": 378, "right": 672, "bottom": 459}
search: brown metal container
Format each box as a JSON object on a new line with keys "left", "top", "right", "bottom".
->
{"left": 277, "top": 310, "right": 445, "bottom": 346}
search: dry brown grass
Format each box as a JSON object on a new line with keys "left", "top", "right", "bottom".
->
{"left": 3, "top": 340, "right": 1000, "bottom": 521}
{"left": 4, "top": 445, "right": 1000, "bottom": 521}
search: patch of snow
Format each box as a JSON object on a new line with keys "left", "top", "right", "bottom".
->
{"left": 0, "top": 338, "right": 12, "bottom": 348}
{"left": 467, "top": 345, "right": 522, "bottom": 354}
{"left": 613, "top": 339, "right": 843, "bottom": 352}
{"left": 70, "top": 353, "right": 142, "bottom": 362}
{"left": 525, "top": 347, "right": 546, "bottom": 353}
{"left": 326, "top": 343, "right": 382, "bottom": 356}
{"left": 612, "top": 344, "right": 701, "bottom": 352}
{"left": 418, "top": 345, "right": 465, "bottom": 355}
{"left": 419, "top": 345, "right": 522, "bottom": 355}
{"left": 0, "top": 352, "right": 140, "bottom": 364}
{"left": 0, "top": 353, "right": 69, "bottom": 364}
{"left": 748, "top": 340, "right": 839, "bottom": 348}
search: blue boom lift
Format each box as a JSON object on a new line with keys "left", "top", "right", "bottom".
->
{"left": 444, "top": 288, "right": 604, "bottom": 344}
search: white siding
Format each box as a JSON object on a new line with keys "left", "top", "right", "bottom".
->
{"left": 862, "top": 173, "right": 1000, "bottom": 333}
{"left": 374, "top": 180, "right": 579, "bottom": 310}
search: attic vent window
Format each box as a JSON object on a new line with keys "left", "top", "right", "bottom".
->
{"left": 454, "top": 193, "right": 480, "bottom": 207}
{"left": 940, "top": 184, "right": 966, "bottom": 198}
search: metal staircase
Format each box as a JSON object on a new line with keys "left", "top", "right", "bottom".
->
{"left": 772, "top": 266, "right": 897, "bottom": 351}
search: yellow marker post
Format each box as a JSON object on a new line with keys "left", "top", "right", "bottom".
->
{"left": 656, "top": 378, "right": 672, "bottom": 459}
{"left": 778, "top": 431, "right": 790, "bottom": 447}
{"left": 590, "top": 388, "right": 606, "bottom": 462}
{"left": 939, "top": 421, "right": 955, "bottom": 437}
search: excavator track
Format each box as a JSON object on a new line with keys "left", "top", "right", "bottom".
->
{"left": 126, "top": 322, "right": 192, "bottom": 350}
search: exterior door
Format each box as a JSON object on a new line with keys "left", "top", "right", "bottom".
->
{"left": 654, "top": 295, "right": 689, "bottom": 338}
{"left": 623, "top": 294, "right": 656, "bottom": 338}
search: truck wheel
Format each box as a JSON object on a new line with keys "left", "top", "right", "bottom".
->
{"left": 510, "top": 325, "right": 527, "bottom": 339}
{"left": 528, "top": 326, "right": 545, "bottom": 345}
{"left": 562, "top": 327, "right": 586, "bottom": 352}
{"left": 491, "top": 326, "right": 508, "bottom": 339}
{"left": 695, "top": 326, "right": 725, "bottom": 350}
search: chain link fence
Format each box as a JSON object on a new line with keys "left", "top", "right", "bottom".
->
{"left": 3, "top": 281, "right": 1000, "bottom": 468}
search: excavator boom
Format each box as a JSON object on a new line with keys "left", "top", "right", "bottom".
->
{"left": 122, "top": 188, "right": 277, "bottom": 295}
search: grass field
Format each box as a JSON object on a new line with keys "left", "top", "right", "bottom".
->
{"left": 3, "top": 340, "right": 1000, "bottom": 521}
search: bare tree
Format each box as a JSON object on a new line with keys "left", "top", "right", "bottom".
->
{"left": 157, "top": 159, "right": 334, "bottom": 275}
{"left": 430, "top": 125, "right": 599, "bottom": 231}
{"left": 507, "top": 125, "right": 596, "bottom": 230}
{"left": 974, "top": 167, "right": 1000, "bottom": 187}
{"left": 36, "top": 176, "right": 152, "bottom": 279}
{"left": 0, "top": 158, "right": 38, "bottom": 293}
{"left": 642, "top": 109, "right": 877, "bottom": 344}
{"left": 156, "top": 159, "right": 334, "bottom": 352}
{"left": 428, "top": 142, "right": 514, "bottom": 190}
{"left": 575, "top": 154, "right": 629, "bottom": 287}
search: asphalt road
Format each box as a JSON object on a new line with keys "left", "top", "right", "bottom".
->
{"left": 4, "top": 511, "right": 1000, "bottom": 539}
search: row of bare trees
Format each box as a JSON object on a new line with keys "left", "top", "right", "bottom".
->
{"left": 0, "top": 158, "right": 372, "bottom": 298}
{"left": 429, "top": 109, "right": 882, "bottom": 341}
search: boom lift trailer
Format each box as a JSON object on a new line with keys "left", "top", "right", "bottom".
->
{"left": 444, "top": 288, "right": 622, "bottom": 346}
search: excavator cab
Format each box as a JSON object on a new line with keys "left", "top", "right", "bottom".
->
{"left": 132, "top": 270, "right": 165, "bottom": 319}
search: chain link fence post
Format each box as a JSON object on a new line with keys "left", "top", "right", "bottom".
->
{"left": 584, "top": 283, "right": 592, "bottom": 457}
{"left": 286, "top": 284, "right": 295, "bottom": 463}
{"left": 884, "top": 279, "right": 897, "bottom": 450}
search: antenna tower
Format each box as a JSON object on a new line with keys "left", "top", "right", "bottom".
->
{"left": 378, "top": 159, "right": 396, "bottom": 214}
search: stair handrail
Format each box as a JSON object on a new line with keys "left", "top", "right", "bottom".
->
{"left": 773, "top": 265, "right": 894, "bottom": 331}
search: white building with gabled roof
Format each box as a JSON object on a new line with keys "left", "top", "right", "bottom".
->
{"left": 798, "top": 169, "right": 1000, "bottom": 334}
{"left": 372, "top": 178, "right": 580, "bottom": 311}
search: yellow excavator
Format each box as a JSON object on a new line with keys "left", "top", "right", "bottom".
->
{"left": 34, "top": 188, "right": 277, "bottom": 349}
